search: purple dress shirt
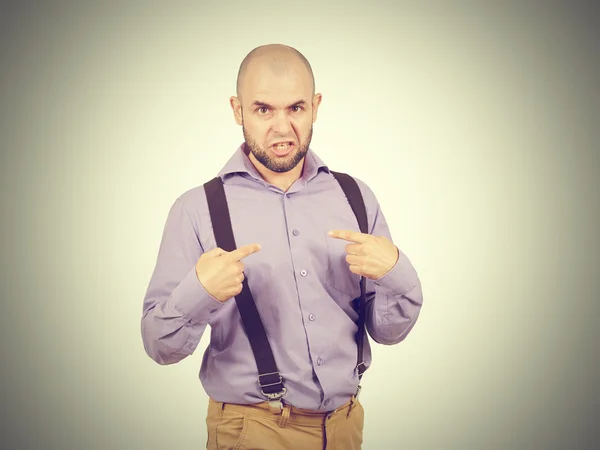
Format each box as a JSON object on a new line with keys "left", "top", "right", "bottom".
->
{"left": 141, "top": 144, "right": 423, "bottom": 411}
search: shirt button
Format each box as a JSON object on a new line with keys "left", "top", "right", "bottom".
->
{"left": 292, "top": 229, "right": 300, "bottom": 236}
{"left": 317, "top": 358, "right": 323, "bottom": 366}
{"left": 324, "top": 399, "right": 331, "bottom": 406}
{"left": 286, "top": 193, "right": 291, "bottom": 198}
{"left": 308, "top": 314, "right": 315, "bottom": 321}
{"left": 300, "top": 269, "right": 307, "bottom": 277}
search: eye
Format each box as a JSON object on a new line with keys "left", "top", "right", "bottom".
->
{"left": 291, "top": 105, "right": 303, "bottom": 112}
{"left": 258, "top": 106, "right": 270, "bottom": 114}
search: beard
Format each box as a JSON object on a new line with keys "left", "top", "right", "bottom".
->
{"left": 243, "top": 125, "right": 313, "bottom": 173}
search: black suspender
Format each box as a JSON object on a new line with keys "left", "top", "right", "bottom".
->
{"left": 203, "top": 171, "right": 368, "bottom": 405}
{"left": 330, "top": 171, "right": 368, "bottom": 383}
{"left": 203, "top": 178, "right": 286, "bottom": 406}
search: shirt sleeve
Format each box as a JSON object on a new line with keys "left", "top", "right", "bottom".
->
{"left": 357, "top": 180, "right": 424, "bottom": 345}
{"left": 140, "top": 197, "right": 225, "bottom": 365}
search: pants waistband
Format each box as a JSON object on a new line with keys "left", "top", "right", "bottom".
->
{"left": 209, "top": 397, "right": 356, "bottom": 427}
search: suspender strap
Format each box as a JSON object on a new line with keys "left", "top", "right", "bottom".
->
{"left": 330, "top": 171, "right": 369, "bottom": 381}
{"left": 203, "top": 177, "right": 286, "bottom": 403}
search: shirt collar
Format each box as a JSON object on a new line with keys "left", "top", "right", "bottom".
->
{"left": 217, "top": 143, "right": 330, "bottom": 182}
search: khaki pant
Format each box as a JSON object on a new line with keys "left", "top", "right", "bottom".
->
{"left": 206, "top": 396, "right": 364, "bottom": 450}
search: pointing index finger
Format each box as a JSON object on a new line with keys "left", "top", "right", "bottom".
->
{"left": 227, "top": 243, "right": 262, "bottom": 261}
{"left": 328, "top": 229, "right": 369, "bottom": 243}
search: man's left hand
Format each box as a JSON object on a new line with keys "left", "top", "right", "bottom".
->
{"left": 328, "top": 229, "right": 399, "bottom": 280}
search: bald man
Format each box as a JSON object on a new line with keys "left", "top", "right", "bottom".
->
{"left": 141, "top": 44, "right": 423, "bottom": 450}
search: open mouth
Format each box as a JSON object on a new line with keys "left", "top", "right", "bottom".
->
{"left": 271, "top": 141, "right": 294, "bottom": 156}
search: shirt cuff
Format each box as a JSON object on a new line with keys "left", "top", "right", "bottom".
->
{"left": 373, "top": 247, "right": 419, "bottom": 295}
{"left": 170, "top": 267, "right": 225, "bottom": 324}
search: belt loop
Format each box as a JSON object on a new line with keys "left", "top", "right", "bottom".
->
{"left": 346, "top": 396, "right": 357, "bottom": 419}
{"left": 218, "top": 401, "right": 225, "bottom": 423}
{"left": 278, "top": 404, "right": 291, "bottom": 428}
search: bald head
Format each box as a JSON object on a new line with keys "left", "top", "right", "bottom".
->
{"left": 236, "top": 44, "right": 315, "bottom": 102}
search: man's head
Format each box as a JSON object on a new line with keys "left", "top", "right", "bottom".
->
{"left": 230, "top": 44, "right": 322, "bottom": 174}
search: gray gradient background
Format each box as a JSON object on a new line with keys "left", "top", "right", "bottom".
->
{"left": 1, "top": 1, "right": 599, "bottom": 449}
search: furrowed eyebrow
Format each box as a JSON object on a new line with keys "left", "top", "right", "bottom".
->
{"left": 252, "top": 100, "right": 307, "bottom": 109}
{"left": 290, "top": 100, "right": 307, "bottom": 107}
{"left": 252, "top": 101, "right": 274, "bottom": 109}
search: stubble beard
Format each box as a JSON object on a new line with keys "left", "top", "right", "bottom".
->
{"left": 243, "top": 125, "right": 313, "bottom": 174}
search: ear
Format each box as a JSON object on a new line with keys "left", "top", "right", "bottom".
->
{"left": 311, "top": 93, "right": 323, "bottom": 123}
{"left": 230, "top": 96, "right": 243, "bottom": 126}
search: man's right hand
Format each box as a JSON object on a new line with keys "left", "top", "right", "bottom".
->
{"left": 195, "top": 244, "right": 262, "bottom": 302}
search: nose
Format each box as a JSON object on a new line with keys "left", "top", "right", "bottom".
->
{"left": 272, "top": 110, "right": 292, "bottom": 134}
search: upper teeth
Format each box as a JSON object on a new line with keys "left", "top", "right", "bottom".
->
{"left": 276, "top": 143, "right": 289, "bottom": 150}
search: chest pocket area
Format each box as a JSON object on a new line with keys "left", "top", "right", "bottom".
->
{"left": 325, "top": 233, "right": 362, "bottom": 300}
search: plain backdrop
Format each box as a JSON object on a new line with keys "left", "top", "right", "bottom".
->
{"left": 1, "top": 1, "right": 599, "bottom": 449}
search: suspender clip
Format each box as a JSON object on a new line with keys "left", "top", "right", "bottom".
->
{"left": 355, "top": 362, "right": 366, "bottom": 399}
{"left": 264, "top": 389, "right": 287, "bottom": 410}
{"left": 258, "top": 372, "right": 287, "bottom": 410}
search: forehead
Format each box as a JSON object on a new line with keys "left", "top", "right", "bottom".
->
{"left": 242, "top": 60, "right": 312, "bottom": 105}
